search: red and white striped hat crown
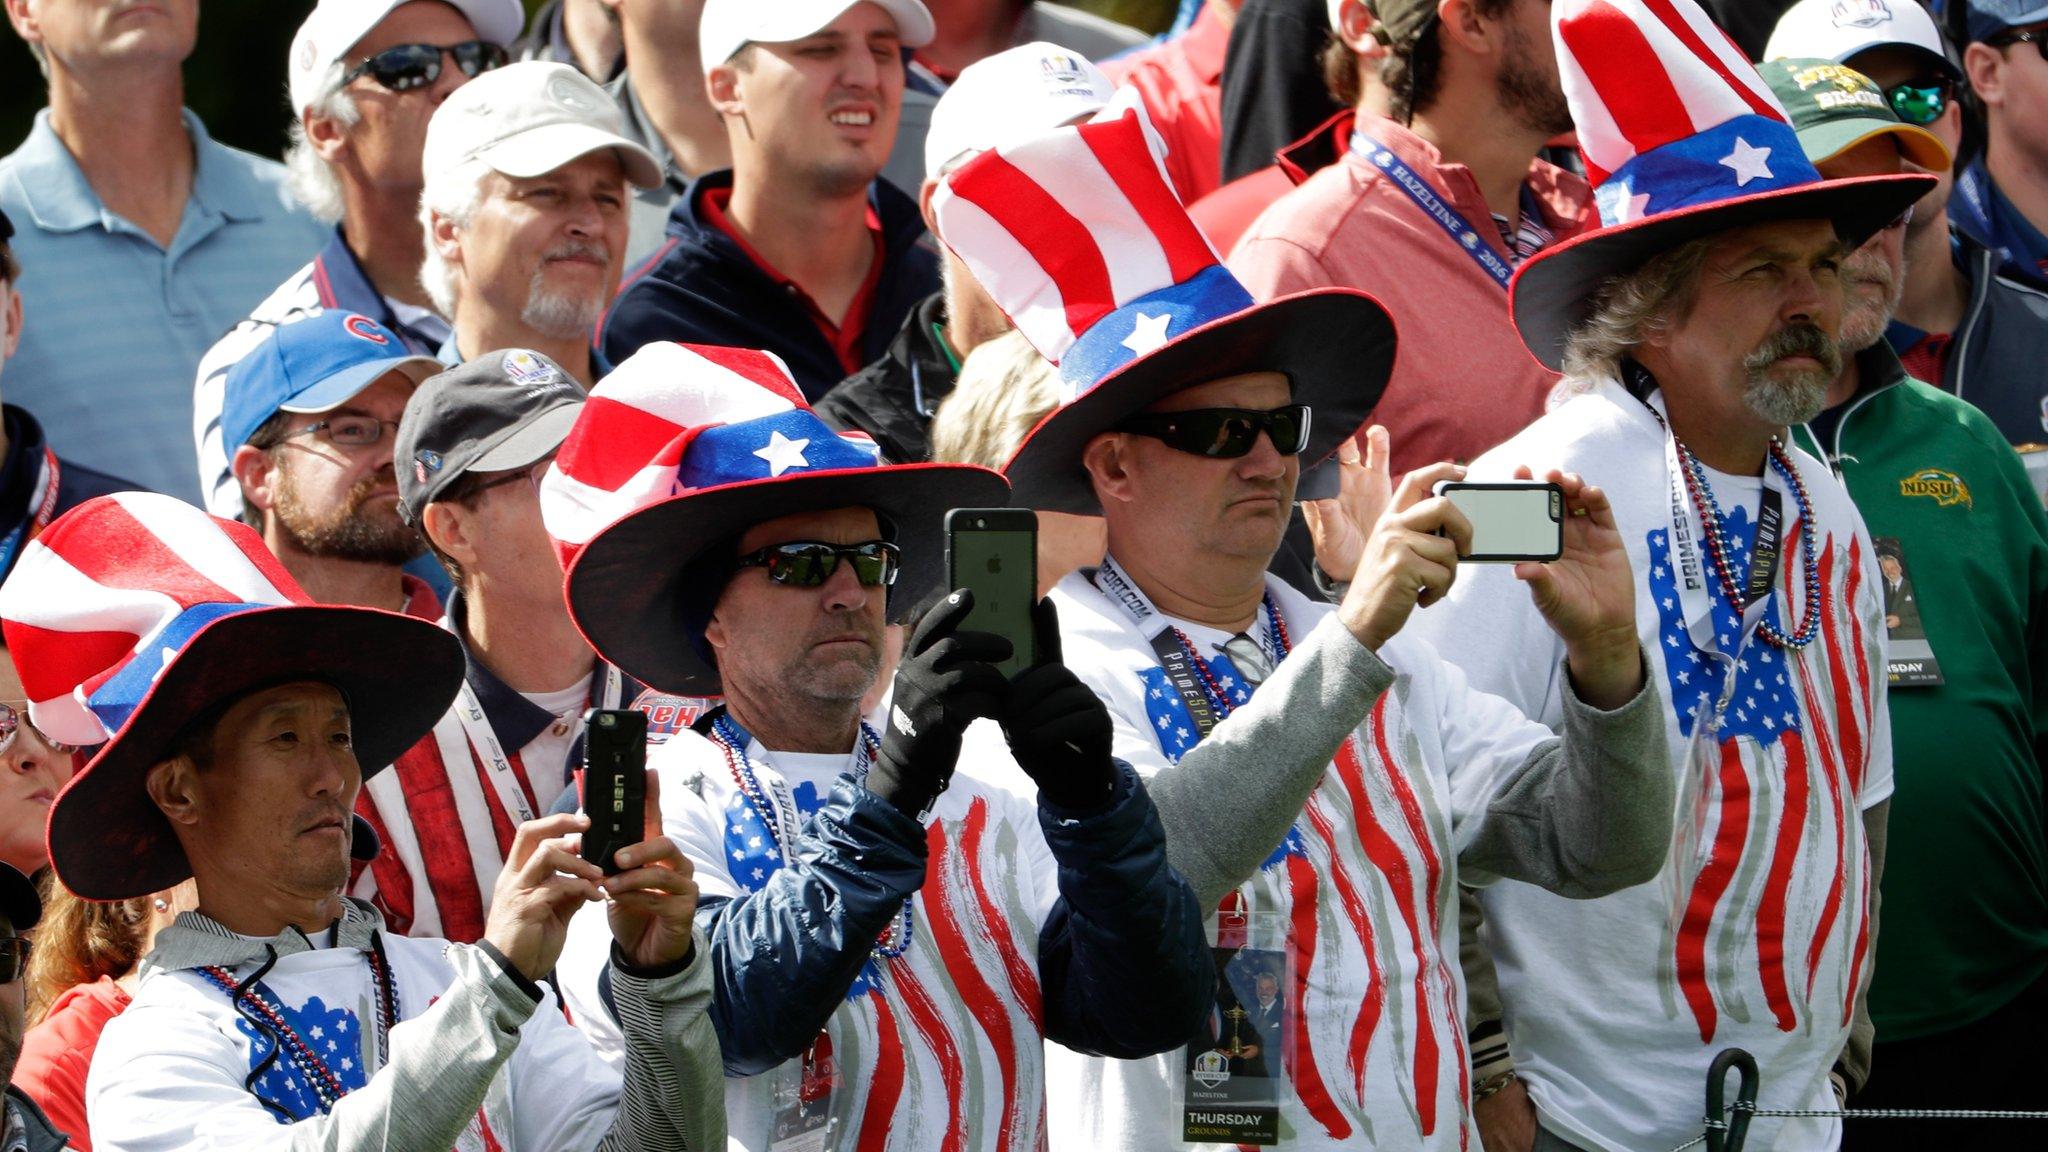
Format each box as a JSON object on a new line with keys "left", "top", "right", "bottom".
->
{"left": 0, "top": 493, "right": 306, "bottom": 746}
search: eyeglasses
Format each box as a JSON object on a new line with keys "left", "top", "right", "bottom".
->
{"left": 733, "top": 540, "right": 901, "bottom": 588}
{"left": 1883, "top": 203, "right": 1917, "bottom": 231}
{"left": 461, "top": 457, "right": 554, "bottom": 501}
{"left": 1995, "top": 28, "right": 2048, "bottom": 63}
{"left": 1883, "top": 77, "right": 1952, "bottom": 127}
{"left": 0, "top": 702, "right": 78, "bottom": 756}
{"left": 0, "top": 937, "right": 29, "bottom": 984}
{"left": 285, "top": 415, "right": 402, "bottom": 449}
{"left": 341, "top": 40, "right": 508, "bottom": 93}
{"left": 1115, "top": 405, "right": 1314, "bottom": 459}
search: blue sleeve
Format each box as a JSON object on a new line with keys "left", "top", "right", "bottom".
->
{"left": 1034, "top": 760, "right": 1215, "bottom": 1058}
{"left": 692, "top": 776, "right": 929, "bottom": 1076}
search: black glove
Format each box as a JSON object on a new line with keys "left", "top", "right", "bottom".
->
{"left": 1000, "top": 599, "right": 1116, "bottom": 812}
{"left": 866, "top": 589, "right": 1011, "bottom": 817}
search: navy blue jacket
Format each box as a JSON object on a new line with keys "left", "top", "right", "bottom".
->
{"left": 599, "top": 171, "right": 940, "bottom": 401}
{"left": 687, "top": 750, "right": 1213, "bottom": 1076}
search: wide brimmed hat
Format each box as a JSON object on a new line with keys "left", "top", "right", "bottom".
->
{"left": 543, "top": 343, "right": 1008, "bottom": 695}
{"left": 931, "top": 104, "right": 1397, "bottom": 515}
{"left": 0, "top": 494, "right": 464, "bottom": 902}
{"left": 1509, "top": 0, "right": 1935, "bottom": 372}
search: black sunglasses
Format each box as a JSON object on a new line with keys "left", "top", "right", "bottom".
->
{"left": 342, "top": 40, "right": 508, "bottom": 93}
{"left": 0, "top": 937, "right": 28, "bottom": 984}
{"left": 1884, "top": 77, "right": 1953, "bottom": 127}
{"left": 734, "top": 540, "right": 901, "bottom": 588}
{"left": 1116, "top": 405, "right": 1313, "bottom": 459}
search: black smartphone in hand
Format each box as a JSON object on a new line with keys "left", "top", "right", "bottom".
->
{"left": 580, "top": 708, "right": 648, "bottom": 876}
{"left": 945, "top": 508, "right": 1039, "bottom": 678}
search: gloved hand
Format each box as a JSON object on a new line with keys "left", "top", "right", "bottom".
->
{"left": 1000, "top": 599, "right": 1116, "bottom": 812}
{"left": 867, "top": 589, "right": 1011, "bottom": 817}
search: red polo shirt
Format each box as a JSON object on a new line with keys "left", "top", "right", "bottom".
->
{"left": 700, "top": 187, "right": 887, "bottom": 377}
{"left": 1101, "top": 2, "right": 1229, "bottom": 203}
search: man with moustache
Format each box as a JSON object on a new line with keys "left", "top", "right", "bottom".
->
{"left": 193, "top": 0, "right": 527, "bottom": 518}
{"left": 226, "top": 311, "right": 444, "bottom": 617}
{"left": 600, "top": 0, "right": 943, "bottom": 399}
{"left": 420, "top": 61, "right": 660, "bottom": 384}
{"left": 1229, "top": 0, "right": 1596, "bottom": 476}
{"left": 1410, "top": 2, "right": 1934, "bottom": 1147}
{"left": 1751, "top": 59, "right": 2048, "bottom": 1146}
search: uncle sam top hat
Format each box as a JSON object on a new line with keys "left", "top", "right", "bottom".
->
{"left": 543, "top": 343, "right": 1009, "bottom": 695}
{"left": 1508, "top": 0, "right": 1936, "bottom": 371}
{"left": 0, "top": 494, "right": 462, "bottom": 901}
{"left": 929, "top": 103, "right": 1398, "bottom": 515}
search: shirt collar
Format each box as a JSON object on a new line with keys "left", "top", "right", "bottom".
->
{"left": 6, "top": 109, "right": 267, "bottom": 234}
{"left": 446, "top": 589, "right": 562, "bottom": 754}
{"left": 140, "top": 898, "right": 384, "bottom": 977}
{"left": 0, "top": 404, "right": 50, "bottom": 530}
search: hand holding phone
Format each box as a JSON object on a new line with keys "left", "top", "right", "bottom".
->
{"left": 581, "top": 708, "right": 648, "bottom": 876}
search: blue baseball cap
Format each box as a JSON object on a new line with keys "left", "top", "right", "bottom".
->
{"left": 1964, "top": 0, "right": 2048, "bottom": 43}
{"left": 222, "top": 312, "right": 444, "bottom": 450}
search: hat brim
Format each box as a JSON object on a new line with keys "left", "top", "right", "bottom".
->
{"left": 470, "top": 402, "right": 584, "bottom": 472}
{"left": 46, "top": 606, "right": 464, "bottom": 903}
{"left": 1510, "top": 172, "right": 1936, "bottom": 372}
{"left": 1797, "top": 120, "right": 1951, "bottom": 173}
{"left": 565, "top": 463, "right": 1010, "bottom": 695}
{"left": 476, "top": 123, "right": 664, "bottom": 189}
{"left": 1001, "top": 290, "right": 1399, "bottom": 515}
{"left": 276, "top": 356, "right": 445, "bottom": 416}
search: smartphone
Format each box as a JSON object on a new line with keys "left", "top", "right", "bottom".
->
{"left": 580, "top": 708, "right": 648, "bottom": 876}
{"left": 945, "top": 508, "right": 1039, "bottom": 678}
{"left": 1437, "top": 481, "right": 1565, "bottom": 563}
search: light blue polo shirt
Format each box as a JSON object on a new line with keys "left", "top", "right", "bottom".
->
{"left": 0, "top": 109, "right": 326, "bottom": 503}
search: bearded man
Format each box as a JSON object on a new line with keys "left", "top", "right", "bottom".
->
{"left": 227, "top": 310, "right": 444, "bottom": 616}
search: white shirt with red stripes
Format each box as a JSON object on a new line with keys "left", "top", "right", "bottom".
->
{"left": 1408, "top": 377, "right": 1894, "bottom": 1152}
{"left": 1041, "top": 569, "right": 1556, "bottom": 1152}
{"left": 557, "top": 720, "right": 1062, "bottom": 1152}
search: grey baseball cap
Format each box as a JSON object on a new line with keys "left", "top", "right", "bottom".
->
{"left": 397, "top": 349, "right": 587, "bottom": 526}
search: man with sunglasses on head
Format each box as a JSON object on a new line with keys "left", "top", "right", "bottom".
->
{"left": 931, "top": 107, "right": 1669, "bottom": 1152}
{"left": 225, "top": 311, "right": 444, "bottom": 618}
{"left": 1, "top": 864, "right": 65, "bottom": 1152}
{"left": 0, "top": 0, "right": 325, "bottom": 505}
{"left": 421, "top": 61, "right": 661, "bottom": 386}
{"left": 1766, "top": 0, "right": 2048, "bottom": 461}
{"left": 546, "top": 342, "right": 1212, "bottom": 1148}
{"left": 351, "top": 349, "right": 642, "bottom": 944}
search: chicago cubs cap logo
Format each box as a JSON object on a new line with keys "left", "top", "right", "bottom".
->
{"left": 343, "top": 314, "right": 391, "bottom": 345}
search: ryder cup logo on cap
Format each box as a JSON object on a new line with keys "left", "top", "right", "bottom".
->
{"left": 1832, "top": 0, "right": 1891, "bottom": 29}
{"left": 930, "top": 105, "right": 1252, "bottom": 399}
{"left": 503, "top": 349, "right": 564, "bottom": 389}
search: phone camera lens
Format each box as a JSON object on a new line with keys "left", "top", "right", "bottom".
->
{"left": 596, "top": 714, "right": 615, "bottom": 728}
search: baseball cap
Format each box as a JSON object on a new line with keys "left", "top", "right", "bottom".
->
{"left": 421, "top": 61, "right": 663, "bottom": 190}
{"left": 1765, "top": 0, "right": 1960, "bottom": 79}
{"left": 1963, "top": 0, "right": 2048, "bottom": 43}
{"left": 288, "top": 0, "right": 526, "bottom": 116}
{"left": 699, "top": 0, "right": 936, "bottom": 77}
{"left": 1364, "top": 0, "right": 1436, "bottom": 47}
{"left": 222, "top": 312, "right": 443, "bottom": 451}
{"left": 924, "top": 42, "right": 1117, "bottom": 179}
{"left": 0, "top": 862, "right": 38, "bottom": 932}
{"left": 396, "top": 349, "right": 587, "bottom": 525}
{"left": 1759, "top": 58, "right": 1953, "bottom": 172}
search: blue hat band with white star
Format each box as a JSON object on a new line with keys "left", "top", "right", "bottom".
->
{"left": 678, "top": 409, "right": 883, "bottom": 488}
{"left": 1594, "top": 115, "right": 1820, "bottom": 229}
{"left": 1058, "top": 265, "right": 1256, "bottom": 401}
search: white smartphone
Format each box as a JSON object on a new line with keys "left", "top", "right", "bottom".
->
{"left": 1436, "top": 481, "right": 1565, "bottom": 562}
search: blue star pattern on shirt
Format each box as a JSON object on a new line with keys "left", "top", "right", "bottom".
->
{"left": 1138, "top": 651, "right": 1255, "bottom": 764}
{"left": 1645, "top": 510, "right": 1801, "bottom": 746}
{"left": 231, "top": 994, "right": 367, "bottom": 1122}
{"left": 723, "top": 776, "right": 896, "bottom": 998}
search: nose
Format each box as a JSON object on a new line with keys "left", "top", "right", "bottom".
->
{"left": 1235, "top": 427, "right": 1290, "bottom": 482}
{"left": 841, "top": 44, "right": 882, "bottom": 93}
{"left": 428, "top": 49, "right": 470, "bottom": 104}
{"left": 818, "top": 553, "right": 872, "bottom": 615}
{"left": 308, "top": 737, "right": 359, "bottom": 800}
{"left": 2, "top": 735, "right": 69, "bottom": 795}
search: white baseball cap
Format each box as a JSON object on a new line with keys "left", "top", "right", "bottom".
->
{"left": 289, "top": 0, "right": 527, "bottom": 116}
{"left": 924, "top": 42, "right": 1117, "bottom": 179}
{"left": 1764, "top": 0, "right": 1960, "bottom": 79}
{"left": 699, "top": 0, "right": 936, "bottom": 77}
{"left": 421, "top": 62, "right": 663, "bottom": 189}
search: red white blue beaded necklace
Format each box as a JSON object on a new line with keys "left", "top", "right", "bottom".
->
{"left": 197, "top": 935, "right": 399, "bottom": 1116}
{"left": 1166, "top": 594, "right": 1293, "bottom": 719}
{"left": 709, "top": 713, "right": 914, "bottom": 959}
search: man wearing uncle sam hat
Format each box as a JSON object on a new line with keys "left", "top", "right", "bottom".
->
{"left": 929, "top": 95, "right": 1671, "bottom": 1151}
{"left": 1409, "top": 1, "right": 1934, "bottom": 1149}
{"left": 0, "top": 494, "right": 723, "bottom": 1150}
{"left": 542, "top": 340, "right": 1213, "bottom": 1150}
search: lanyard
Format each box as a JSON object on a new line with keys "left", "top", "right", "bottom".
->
{"left": 0, "top": 448, "right": 60, "bottom": 578}
{"left": 1091, "top": 555, "right": 1288, "bottom": 743}
{"left": 1350, "top": 128, "right": 1515, "bottom": 290}
{"left": 445, "top": 665, "right": 625, "bottom": 831}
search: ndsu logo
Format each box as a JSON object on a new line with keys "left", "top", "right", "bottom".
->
{"left": 343, "top": 314, "right": 390, "bottom": 345}
{"left": 1898, "top": 468, "right": 1972, "bottom": 509}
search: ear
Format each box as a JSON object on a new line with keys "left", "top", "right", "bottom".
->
{"left": 4, "top": 0, "right": 39, "bottom": 47}
{"left": 419, "top": 500, "right": 478, "bottom": 575}
{"left": 1081, "top": 432, "right": 1138, "bottom": 509}
{"left": 303, "top": 108, "right": 351, "bottom": 165}
{"left": 1963, "top": 42, "right": 2005, "bottom": 106}
{"left": 430, "top": 210, "right": 464, "bottom": 265}
{"left": 231, "top": 443, "right": 282, "bottom": 519}
{"left": 1335, "top": 0, "right": 1382, "bottom": 57}
{"left": 918, "top": 178, "right": 939, "bottom": 235}
{"left": 146, "top": 756, "right": 205, "bottom": 831}
{"left": 707, "top": 62, "right": 745, "bottom": 116}
{"left": 1436, "top": 0, "right": 1493, "bottom": 55}
{"left": 1, "top": 283, "right": 21, "bottom": 362}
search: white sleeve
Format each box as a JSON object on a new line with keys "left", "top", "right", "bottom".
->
{"left": 1406, "top": 560, "right": 1569, "bottom": 729}
{"left": 193, "top": 321, "right": 266, "bottom": 518}
{"left": 502, "top": 985, "right": 627, "bottom": 1152}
